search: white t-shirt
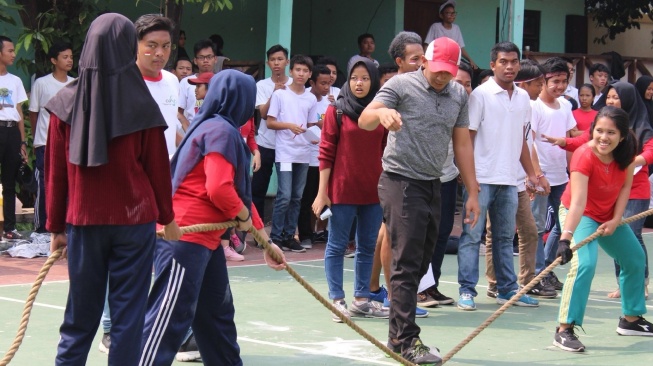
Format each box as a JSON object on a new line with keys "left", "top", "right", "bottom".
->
{"left": 29, "top": 74, "right": 74, "bottom": 147}
{"left": 469, "top": 77, "right": 530, "bottom": 185}
{"left": 593, "top": 92, "right": 603, "bottom": 105}
{"left": 267, "top": 88, "right": 318, "bottom": 164}
{"left": 179, "top": 74, "right": 203, "bottom": 125}
{"left": 145, "top": 70, "right": 180, "bottom": 155}
{"left": 424, "top": 23, "right": 465, "bottom": 47}
{"left": 0, "top": 73, "right": 28, "bottom": 122}
{"left": 310, "top": 96, "right": 331, "bottom": 167}
{"left": 531, "top": 98, "right": 576, "bottom": 186}
{"left": 255, "top": 77, "right": 293, "bottom": 149}
{"left": 306, "top": 86, "right": 341, "bottom": 99}
{"left": 564, "top": 85, "right": 579, "bottom": 105}
{"left": 516, "top": 100, "right": 536, "bottom": 192}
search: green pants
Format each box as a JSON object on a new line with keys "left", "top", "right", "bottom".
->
{"left": 558, "top": 207, "right": 647, "bottom": 325}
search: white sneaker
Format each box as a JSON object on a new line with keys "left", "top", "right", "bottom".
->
{"left": 224, "top": 245, "right": 245, "bottom": 261}
{"left": 332, "top": 300, "right": 351, "bottom": 323}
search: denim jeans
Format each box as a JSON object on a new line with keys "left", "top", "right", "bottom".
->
{"left": 324, "top": 203, "right": 383, "bottom": 300}
{"left": 270, "top": 163, "right": 309, "bottom": 242}
{"left": 613, "top": 199, "right": 650, "bottom": 280}
{"left": 431, "top": 179, "right": 458, "bottom": 287}
{"left": 458, "top": 184, "right": 518, "bottom": 296}
{"left": 34, "top": 146, "right": 47, "bottom": 232}
{"left": 544, "top": 183, "right": 567, "bottom": 267}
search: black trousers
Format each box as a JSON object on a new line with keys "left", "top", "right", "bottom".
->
{"left": 378, "top": 171, "right": 441, "bottom": 352}
{"left": 251, "top": 145, "right": 275, "bottom": 221}
{"left": 0, "top": 126, "right": 21, "bottom": 232}
{"left": 298, "top": 166, "right": 319, "bottom": 241}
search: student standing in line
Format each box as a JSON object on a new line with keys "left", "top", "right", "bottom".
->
{"left": 571, "top": 84, "right": 598, "bottom": 134}
{"left": 348, "top": 33, "right": 379, "bottom": 70}
{"left": 178, "top": 39, "right": 217, "bottom": 131}
{"left": 29, "top": 41, "right": 74, "bottom": 234}
{"left": 588, "top": 63, "right": 610, "bottom": 104}
{"left": 423, "top": 0, "right": 477, "bottom": 69}
{"left": 552, "top": 106, "right": 653, "bottom": 353}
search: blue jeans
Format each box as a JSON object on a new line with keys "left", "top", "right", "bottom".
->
{"left": 270, "top": 163, "right": 309, "bottom": 242}
{"left": 34, "top": 146, "right": 47, "bottom": 232}
{"left": 614, "top": 199, "right": 650, "bottom": 281}
{"left": 458, "top": 184, "right": 518, "bottom": 296}
{"left": 324, "top": 203, "right": 383, "bottom": 300}
{"left": 544, "top": 184, "right": 566, "bottom": 267}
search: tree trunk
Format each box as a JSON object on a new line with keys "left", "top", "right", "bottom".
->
{"left": 165, "top": 0, "right": 184, "bottom": 69}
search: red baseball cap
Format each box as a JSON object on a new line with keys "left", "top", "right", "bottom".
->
{"left": 424, "top": 37, "right": 461, "bottom": 76}
{"left": 188, "top": 72, "right": 214, "bottom": 85}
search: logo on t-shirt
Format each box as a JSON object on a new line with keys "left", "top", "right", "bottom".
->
{"left": 164, "top": 95, "right": 177, "bottom": 107}
{"left": 194, "top": 99, "right": 204, "bottom": 114}
{"left": 0, "top": 88, "right": 15, "bottom": 110}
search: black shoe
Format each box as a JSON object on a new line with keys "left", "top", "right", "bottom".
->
{"left": 98, "top": 333, "right": 110, "bottom": 354}
{"left": 176, "top": 334, "right": 202, "bottom": 362}
{"left": 486, "top": 286, "right": 498, "bottom": 299}
{"left": 426, "top": 287, "right": 454, "bottom": 305}
{"left": 402, "top": 338, "right": 442, "bottom": 365}
{"left": 526, "top": 281, "right": 557, "bottom": 298}
{"left": 2, "top": 230, "right": 24, "bottom": 241}
{"left": 548, "top": 272, "right": 564, "bottom": 291}
{"left": 313, "top": 230, "right": 327, "bottom": 243}
{"left": 553, "top": 326, "right": 585, "bottom": 352}
{"left": 616, "top": 316, "right": 653, "bottom": 336}
{"left": 386, "top": 339, "right": 401, "bottom": 355}
{"left": 281, "top": 238, "right": 306, "bottom": 253}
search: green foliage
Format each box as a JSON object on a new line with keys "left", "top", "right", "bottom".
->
{"left": 134, "top": 0, "right": 233, "bottom": 13}
{"left": 0, "top": 0, "right": 20, "bottom": 25}
{"left": 586, "top": 0, "right": 653, "bottom": 45}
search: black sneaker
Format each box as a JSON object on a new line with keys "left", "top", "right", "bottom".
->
{"left": 98, "top": 333, "right": 110, "bottom": 354}
{"left": 313, "top": 230, "right": 327, "bottom": 243}
{"left": 553, "top": 327, "right": 585, "bottom": 352}
{"left": 280, "top": 238, "right": 306, "bottom": 253}
{"left": 526, "top": 281, "right": 557, "bottom": 298}
{"left": 402, "top": 338, "right": 442, "bottom": 365}
{"left": 175, "top": 334, "right": 202, "bottom": 362}
{"left": 3, "top": 230, "right": 24, "bottom": 241}
{"left": 426, "top": 287, "right": 454, "bottom": 305}
{"left": 616, "top": 316, "right": 653, "bottom": 336}
{"left": 548, "top": 271, "right": 564, "bottom": 291}
{"left": 486, "top": 286, "right": 498, "bottom": 298}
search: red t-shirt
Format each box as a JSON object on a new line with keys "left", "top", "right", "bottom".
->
{"left": 572, "top": 108, "right": 597, "bottom": 132}
{"left": 239, "top": 117, "right": 258, "bottom": 154}
{"left": 561, "top": 144, "right": 627, "bottom": 223}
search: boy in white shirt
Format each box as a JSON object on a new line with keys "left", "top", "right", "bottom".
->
{"left": 316, "top": 56, "right": 341, "bottom": 103}
{"left": 530, "top": 57, "right": 577, "bottom": 290}
{"left": 424, "top": 0, "right": 477, "bottom": 69}
{"left": 178, "top": 39, "right": 216, "bottom": 130}
{"left": 266, "top": 55, "right": 318, "bottom": 252}
{"left": 29, "top": 41, "right": 74, "bottom": 233}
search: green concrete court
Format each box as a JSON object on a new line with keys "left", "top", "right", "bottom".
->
{"left": 1, "top": 240, "right": 653, "bottom": 365}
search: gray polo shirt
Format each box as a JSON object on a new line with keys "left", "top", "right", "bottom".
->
{"left": 373, "top": 69, "right": 469, "bottom": 180}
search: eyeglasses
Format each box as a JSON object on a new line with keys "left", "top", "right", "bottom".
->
{"left": 195, "top": 55, "right": 215, "bottom": 61}
{"left": 443, "top": 11, "right": 457, "bottom": 16}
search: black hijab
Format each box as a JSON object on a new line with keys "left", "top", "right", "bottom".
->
{"left": 336, "top": 56, "right": 380, "bottom": 120}
{"left": 45, "top": 13, "right": 167, "bottom": 167}
{"left": 594, "top": 81, "right": 653, "bottom": 154}
{"left": 635, "top": 75, "right": 653, "bottom": 127}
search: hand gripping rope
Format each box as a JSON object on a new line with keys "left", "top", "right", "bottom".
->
{"left": 3, "top": 208, "right": 653, "bottom": 366}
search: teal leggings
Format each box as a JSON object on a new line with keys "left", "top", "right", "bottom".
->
{"left": 558, "top": 208, "right": 647, "bottom": 326}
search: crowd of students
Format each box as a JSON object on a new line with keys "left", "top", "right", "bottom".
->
{"left": 1, "top": 0, "right": 653, "bottom": 364}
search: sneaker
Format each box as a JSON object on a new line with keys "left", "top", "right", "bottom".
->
{"left": 496, "top": 290, "right": 539, "bottom": 307}
{"left": 386, "top": 339, "right": 401, "bottom": 355}
{"left": 300, "top": 238, "right": 313, "bottom": 249}
{"left": 457, "top": 293, "right": 476, "bottom": 311}
{"left": 230, "top": 233, "right": 246, "bottom": 254}
{"left": 344, "top": 242, "right": 356, "bottom": 258}
{"left": 526, "top": 281, "right": 557, "bottom": 298}
{"left": 417, "top": 291, "right": 439, "bottom": 308}
{"left": 3, "top": 230, "right": 24, "bottom": 241}
{"left": 486, "top": 286, "right": 498, "bottom": 299}
{"left": 415, "top": 306, "right": 429, "bottom": 318}
{"left": 280, "top": 238, "right": 306, "bottom": 253}
{"left": 350, "top": 300, "right": 390, "bottom": 318}
{"left": 223, "top": 245, "right": 245, "bottom": 261}
{"left": 98, "top": 333, "right": 110, "bottom": 354}
{"left": 382, "top": 297, "right": 391, "bottom": 310}
{"left": 402, "top": 338, "right": 442, "bottom": 365}
{"left": 176, "top": 334, "right": 202, "bottom": 361}
{"left": 616, "top": 316, "right": 653, "bottom": 336}
{"left": 369, "top": 286, "right": 388, "bottom": 304}
{"left": 548, "top": 271, "right": 564, "bottom": 291}
{"left": 313, "top": 230, "right": 327, "bottom": 243}
{"left": 426, "top": 287, "right": 454, "bottom": 305}
{"left": 553, "top": 327, "right": 585, "bottom": 352}
{"left": 331, "top": 300, "right": 351, "bottom": 323}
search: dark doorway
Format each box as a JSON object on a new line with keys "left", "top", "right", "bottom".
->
{"left": 404, "top": 0, "right": 446, "bottom": 43}
{"left": 495, "top": 8, "right": 541, "bottom": 51}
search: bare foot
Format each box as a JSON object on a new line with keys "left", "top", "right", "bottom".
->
{"left": 607, "top": 288, "right": 621, "bottom": 298}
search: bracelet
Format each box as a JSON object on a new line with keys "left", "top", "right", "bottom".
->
{"left": 235, "top": 211, "right": 251, "bottom": 222}
{"left": 562, "top": 230, "right": 574, "bottom": 235}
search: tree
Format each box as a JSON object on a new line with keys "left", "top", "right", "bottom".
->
{"left": 586, "top": 0, "right": 653, "bottom": 45}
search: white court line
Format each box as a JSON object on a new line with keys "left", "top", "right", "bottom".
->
{"left": 0, "top": 279, "right": 70, "bottom": 288}
{"left": 237, "top": 336, "right": 396, "bottom": 365}
{"left": 0, "top": 296, "right": 65, "bottom": 310}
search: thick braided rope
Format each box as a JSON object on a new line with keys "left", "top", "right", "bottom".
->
{"left": 0, "top": 247, "right": 63, "bottom": 366}
{"left": 441, "top": 207, "right": 653, "bottom": 364}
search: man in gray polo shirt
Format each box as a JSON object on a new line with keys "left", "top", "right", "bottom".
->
{"left": 359, "top": 37, "right": 479, "bottom": 365}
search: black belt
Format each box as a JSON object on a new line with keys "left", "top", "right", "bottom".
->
{"left": 0, "top": 120, "right": 18, "bottom": 127}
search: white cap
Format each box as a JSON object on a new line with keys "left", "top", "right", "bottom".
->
{"left": 439, "top": 0, "right": 456, "bottom": 13}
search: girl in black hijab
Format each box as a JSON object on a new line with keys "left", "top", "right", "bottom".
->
{"left": 635, "top": 75, "right": 653, "bottom": 127}
{"left": 45, "top": 13, "right": 180, "bottom": 365}
{"left": 312, "top": 57, "right": 388, "bottom": 321}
